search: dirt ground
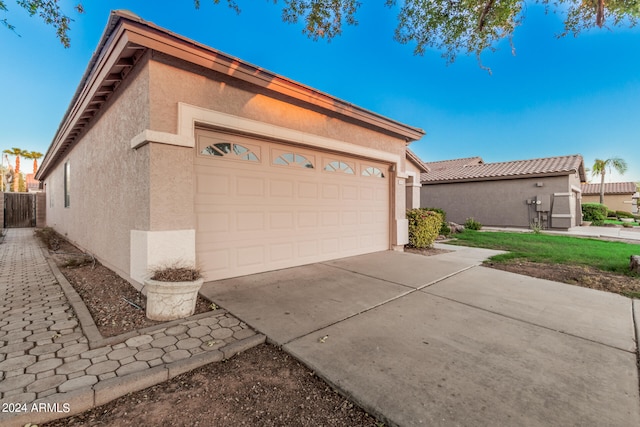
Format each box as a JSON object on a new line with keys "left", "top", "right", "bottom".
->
{"left": 37, "top": 229, "right": 379, "bottom": 427}
{"left": 486, "top": 260, "right": 640, "bottom": 297}
{"left": 43, "top": 344, "right": 379, "bottom": 427}
{"left": 407, "top": 239, "right": 640, "bottom": 297}
{"left": 37, "top": 229, "right": 639, "bottom": 426}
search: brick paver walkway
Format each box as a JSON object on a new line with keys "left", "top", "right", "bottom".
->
{"left": 0, "top": 228, "right": 264, "bottom": 426}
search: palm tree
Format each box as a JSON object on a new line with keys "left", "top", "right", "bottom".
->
{"left": 23, "top": 151, "right": 44, "bottom": 175}
{"left": 591, "top": 157, "right": 628, "bottom": 204}
{"left": 2, "top": 147, "right": 27, "bottom": 192}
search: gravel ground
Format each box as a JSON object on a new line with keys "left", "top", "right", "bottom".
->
{"left": 35, "top": 229, "right": 380, "bottom": 426}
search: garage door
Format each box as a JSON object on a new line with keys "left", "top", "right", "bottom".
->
{"left": 194, "top": 129, "right": 390, "bottom": 280}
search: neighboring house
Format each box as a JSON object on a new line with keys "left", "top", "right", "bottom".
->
{"left": 26, "top": 173, "right": 40, "bottom": 192}
{"left": 35, "top": 11, "right": 424, "bottom": 286}
{"left": 580, "top": 182, "right": 637, "bottom": 214}
{"left": 420, "top": 154, "right": 586, "bottom": 229}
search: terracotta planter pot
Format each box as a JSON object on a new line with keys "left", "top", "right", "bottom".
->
{"left": 144, "top": 278, "right": 204, "bottom": 321}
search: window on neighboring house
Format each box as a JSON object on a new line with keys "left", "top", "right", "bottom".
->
{"left": 64, "top": 161, "right": 70, "bottom": 208}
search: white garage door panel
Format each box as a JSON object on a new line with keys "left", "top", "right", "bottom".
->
{"left": 195, "top": 130, "right": 390, "bottom": 280}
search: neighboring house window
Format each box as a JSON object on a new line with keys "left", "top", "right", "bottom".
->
{"left": 273, "top": 153, "right": 314, "bottom": 168}
{"left": 201, "top": 142, "right": 259, "bottom": 161}
{"left": 362, "top": 166, "right": 385, "bottom": 178}
{"left": 64, "top": 161, "right": 70, "bottom": 208}
{"left": 324, "top": 160, "right": 354, "bottom": 174}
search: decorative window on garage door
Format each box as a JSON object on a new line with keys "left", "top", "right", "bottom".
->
{"left": 362, "top": 166, "right": 385, "bottom": 178}
{"left": 201, "top": 142, "right": 260, "bottom": 162}
{"left": 324, "top": 160, "right": 354, "bottom": 174}
{"left": 273, "top": 151, "right": 315, "bottom": 168}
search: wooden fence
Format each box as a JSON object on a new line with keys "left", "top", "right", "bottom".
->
{"left": 3, "top": 192, "right": 36, "bottom": 228}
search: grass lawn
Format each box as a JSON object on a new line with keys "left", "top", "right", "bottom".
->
{"left": 604, "top": 219, "right": 639, "bottom": 226}
{"left": 449, "top": 231, "right": 640, "bottom": 276}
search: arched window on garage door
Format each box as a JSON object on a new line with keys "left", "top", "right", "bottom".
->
{"left": 201, "top": 142, "right": 259, "bottom": 162}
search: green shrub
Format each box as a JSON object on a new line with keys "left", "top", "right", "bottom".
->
{"left": 440, "top": 222, "right": 451, "bottom": 236}
{"left": 607, "top": 210, "right": 617, "bottom": 218}
{"left": 407, "top": 209, "right": 443, "bottom": 248}
{"left": 615, "top": 210, "right": 634, "bottom": 218}
{"left": 424, "top": 207, "right": 450, "bottom": 236}
{"left": 464, "top": 217, "right": 482, "bottom": 230}
{"left": 582, "top": 203, "right": 607, "bottom": 226}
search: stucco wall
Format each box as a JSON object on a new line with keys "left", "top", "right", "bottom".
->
{"left": 582, "top": 194, "right": 634, "bottom": 213}
{"left": 145, "top": 55, "right": 411, "bottom": 246}
{"left": 147, "top": 54, "right": 407, "bottom": 160}
{"left": 421, "top": 175, "right": 578, "bottom": 229}
{"left": 44, "top": 59, "right": 151, "bottom": 279}
{"left": 148, "top": 143, "right": 195, "bottom": 230}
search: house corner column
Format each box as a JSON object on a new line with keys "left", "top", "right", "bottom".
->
{"left": 392, "top": 169, "right": 409, "bottom": 250}
{"left": 129, "top": 129, "right": 198, "bottom": 286}
{"left": 130, "top": 229, "right": 196, "bottom": 286}
{"left": 405, "top": 173, "right": 421, "bottom": 210}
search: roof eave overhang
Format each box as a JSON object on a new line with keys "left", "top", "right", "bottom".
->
{"left": 37, "top": 11, "right": 425, "bottom": 179}
{"left": 37, "top": 15, "right": 146, "bottom": 180}
{"left": 421, "top": 170, "right": 578, "bottom": 185}
{"left": 406, "top": 149, "right": 429, "bottom": 172}
{"left": 123, "top": 15, "right": 426, "bottom": 141}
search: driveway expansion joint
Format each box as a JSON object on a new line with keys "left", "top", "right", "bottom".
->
{"left": 280, "top": 263, "right": 481, "bottom": 347}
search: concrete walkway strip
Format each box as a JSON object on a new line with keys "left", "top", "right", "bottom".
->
{"left": 322, "top": 249, "right": 500, "bottom": 288}
{"left": 0, "top": 229, "right": 265, "bottom": 426}
{"left": 425, "top": 266, "right": 636, "bottom": 352}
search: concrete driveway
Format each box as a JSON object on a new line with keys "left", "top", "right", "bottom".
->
{"left": 200, "top": 245, "right": 640, "bottom": 426}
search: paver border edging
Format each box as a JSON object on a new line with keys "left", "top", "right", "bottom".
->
{"left": 44, "top": 256, "right": 104, "bottom": 347}
{"left": 0, "top": 334, "right": 266, "bottom": 426}
{"left": 41, "top": 245, "right": 228, "bottom": 349}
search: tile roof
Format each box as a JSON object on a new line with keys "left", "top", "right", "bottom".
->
{"left": 581, "top": 182, "right": 637, "bottom": 195}
{"left": 421, "top": 154, "right": 586, "bottom": 184}
{"left": 423, "top": 157, "right": 484, "bottom": 172}
{"left": 26, "top": 173, "right": 40, "bottom": 191}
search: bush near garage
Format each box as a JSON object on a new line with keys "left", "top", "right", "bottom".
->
{"left": 582, "top": 203, "right": 608, "bottom": 226}
{"left": 407, "top": 209, "right": 443, "bottom": 248}
{"left": 423, "top": 207, "right": 450, "bottom": 236}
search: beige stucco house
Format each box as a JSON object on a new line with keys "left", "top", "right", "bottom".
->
{"left": 35, "top": 11, "right": 425, "bottom": 286}
{"left": 581, "top": 182, "right": 638, "bottom": 214}
{"left": 420, "top": 155, "right": 586, "bottom": 229}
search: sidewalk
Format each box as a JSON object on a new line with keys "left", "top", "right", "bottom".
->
{"left": 0, "top": 228, "right": 265, "bottom": 426}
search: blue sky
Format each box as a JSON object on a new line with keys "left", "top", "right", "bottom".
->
{"left": 1, "top": 1, "right": 639, "bottom": 183}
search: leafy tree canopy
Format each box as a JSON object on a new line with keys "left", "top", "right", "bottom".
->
{"left": 2, "top": 1, "right": 639, "bottom": 66}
